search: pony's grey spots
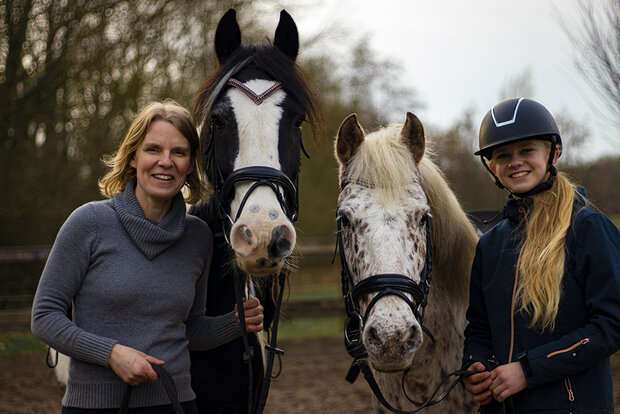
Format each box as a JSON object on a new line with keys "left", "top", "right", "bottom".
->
{"left": 268, "top": 209, "right": 279, "bottom": 220}
{"left": 334, "top": 115, "right": 480, "bottom": 413}
{"left": 249, "top": 204, "right": 260, "bottom": 213}
{"left": 383, "top": 213, "right": 396, "bottom": 224}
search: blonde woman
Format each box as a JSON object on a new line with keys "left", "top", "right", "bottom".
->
{"left": 32, "top": 100, "right": 263, "bottom": 414}
{"left": 462, "top": 98, "right": 620, "bottom": 413}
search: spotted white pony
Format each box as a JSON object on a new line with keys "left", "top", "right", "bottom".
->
{"left": 335, "top": 113, "right": 479, "bottom": 413}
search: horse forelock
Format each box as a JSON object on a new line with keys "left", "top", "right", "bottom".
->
{"left": 346, "top": 124, "right": 420, "bottom": 203}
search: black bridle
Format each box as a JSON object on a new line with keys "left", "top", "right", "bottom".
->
{"left": 207, "top": 123, "right": 302, "bottom": 244}
{"left": 336, "top": 206, "right": 434, "bottom": 376}
{"left": 335, "top": 181, "right": 473, "bottom": 413}
{"left": 204, "top": 77, "right": 308, "bottom": 414}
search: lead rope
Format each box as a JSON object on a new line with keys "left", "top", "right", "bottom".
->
{"left": 233, "top": 270, "right": 254, "bottom": 414}
{"left": 234, "top": 265, "right": 288, "bottom": 414}
{"left": 356, "top": 361, "right": 475, "bottom": 414}
{"left": 255, "top": 265, "right": 287, "bottom": 414}
{"left": 400, "top": 368, "right": 476, "bottom": 410}
{"left": 119, "top": 364, "right": 184, "bottom": 414}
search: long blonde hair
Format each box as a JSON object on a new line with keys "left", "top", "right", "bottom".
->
{"left": 98, "top": 100, "right": 206, "bottom": 204}
{"left": 516, "top": 172, "right": 581, "bottom": 331}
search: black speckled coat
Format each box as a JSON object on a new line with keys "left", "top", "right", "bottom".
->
{"left": 463, "top": 194, "right": 620, "bottom": 413}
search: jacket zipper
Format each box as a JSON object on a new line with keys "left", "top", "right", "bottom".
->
{"left": 508, "top": 247, "right": 524, "bottom": 364}
{"left": 564, "top": 376, "right": 575, "bottom": 402}
{"left": 546, "top": 338, "right": 590, "bottom": 358}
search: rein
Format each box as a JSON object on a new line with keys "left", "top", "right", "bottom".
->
{"left": 335, "top": 180, "right": 472, "bottom": 413}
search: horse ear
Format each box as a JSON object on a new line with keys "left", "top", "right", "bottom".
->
{"left": 401, "top": 112, "right": 425, "bottom": 164}
{"left": 273, "top": 10, "right": 299, "bottom": 61}
{"left": 215, "top": 9, "right": 242, "bottom": 64}
{"left": 336, "top": 114, "right": 365, "bottom": 165}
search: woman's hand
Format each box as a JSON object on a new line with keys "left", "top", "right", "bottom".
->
{"left": 235, "top": 298, "right": 264, "bottom": 333}
{"left": 463, "top": 361, "right": 494, "bottom": 405}
{"left": 108, "top": 344, "right": 165, "bottom": 386}
{"left": 489, "top": 362, "right": 527, "bottom": 402}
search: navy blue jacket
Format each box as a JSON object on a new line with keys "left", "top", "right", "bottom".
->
{"left": 463, "top": 194, "right": 620, "bottom": 413}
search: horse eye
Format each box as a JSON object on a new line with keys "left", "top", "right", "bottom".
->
{"left": 294, "top": 117, "right": 305, "bottom": 129}
{"left": 419, "top": 213, "right": 429, "bottom": 226}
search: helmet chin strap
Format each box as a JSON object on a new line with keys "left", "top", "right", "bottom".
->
{"left": 480, "top": 136, "right": 559, "bottom": 198}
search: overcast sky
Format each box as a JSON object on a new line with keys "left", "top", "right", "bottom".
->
{"left": 286, "top": 0, "right": 618, "bottom": 160}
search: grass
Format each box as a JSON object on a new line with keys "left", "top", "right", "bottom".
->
{"left": 0, "top": 316, "right": 344, "bottom": 356}
{"left": 0, "top": 332, "right": 46, "bottom": 356}
{"left": 286, "top": 286, "right": 340, "bottom": 302}
{"left": 277, "top": 316, "right": 343, "bottom": 340}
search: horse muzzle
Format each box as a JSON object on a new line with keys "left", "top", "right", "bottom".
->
{"left": 230, "top": 215, "right": 296, "bottom": 276}
{"left": 362, "top": 299, "right": 423, "bottom": 371}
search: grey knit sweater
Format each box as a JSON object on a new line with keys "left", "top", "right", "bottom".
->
{"left": 31, "top": 181, "right": 241, "bottom": 408}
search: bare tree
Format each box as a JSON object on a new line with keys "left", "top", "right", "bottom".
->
{"left": 0, "top": 0, "right": 255, "bottom": 245}
{"left": 560, "top": 0, "right": 620, "bottom": 129}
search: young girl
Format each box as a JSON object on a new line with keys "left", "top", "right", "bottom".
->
{"left": 462, "top": 98, "right": 620, "bottom": 413}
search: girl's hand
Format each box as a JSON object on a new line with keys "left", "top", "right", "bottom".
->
{"left": 463, "top": 361, "right": 494, "bottom": 405}
{"left": 235, "top": 298, "right": 264, "bottom": 333}
{"left": 489, "top": 362, "right": 527, "bottom": 402}
{"left": 108, "top": 344, "right": 165, "bottom": 386}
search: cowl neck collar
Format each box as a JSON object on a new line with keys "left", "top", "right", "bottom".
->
{"left": 112, "top": 180, "right": 186, "bottom": 260}
{"left": 503, "top": 195, "right": 532, "bottom": 225}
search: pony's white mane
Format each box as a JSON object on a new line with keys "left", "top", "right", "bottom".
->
{"left": 419, "top": 147, "right": 478, "bottom": 304}
{"left": 346, "top": 124, "right": 418, "bottom": 202}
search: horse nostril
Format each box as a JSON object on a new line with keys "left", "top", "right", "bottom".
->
{"left": 268, "top": 225, "right": 292, "bottom": 258}
{"left": 368, "top": 326, "right": 380, "bottom": 343}
{"left": 406, "top": 326, "right": 422, "bottom": 349}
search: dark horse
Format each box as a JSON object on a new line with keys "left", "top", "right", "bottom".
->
{"left": 189, "top": 9, "right": 320, "bottom": 414}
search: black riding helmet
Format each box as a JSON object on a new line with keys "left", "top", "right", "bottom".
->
{"left": 476, "top": 98, "right": 562, "bottom": 197}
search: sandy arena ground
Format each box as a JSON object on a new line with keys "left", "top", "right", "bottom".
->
{"left": 1, "top": 337, "right": 618, "bottom": 413}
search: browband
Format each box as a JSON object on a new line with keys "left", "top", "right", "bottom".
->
{"left": 226, "top": 78, "right": 283, "bottom": 105}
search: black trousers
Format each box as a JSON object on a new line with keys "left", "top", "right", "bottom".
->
{"left": 62, "top": 400, "right": 198, "bottom": 414}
